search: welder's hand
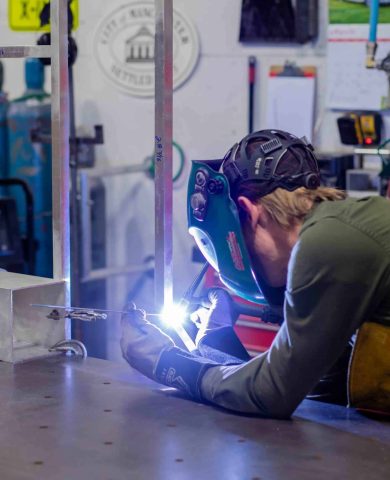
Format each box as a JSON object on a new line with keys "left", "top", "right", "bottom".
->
{"left": 120, "top": 303, "right": 174, "bottom": 381}
{"left": 194, "top": 288, "right": 239, "bottom": 345}
{"left": 121, "top": 302, "right": 218, "bottom": 400}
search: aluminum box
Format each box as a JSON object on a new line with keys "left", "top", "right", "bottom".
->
{"left": 0, "top": 271, "right": 67, "bottom": 363}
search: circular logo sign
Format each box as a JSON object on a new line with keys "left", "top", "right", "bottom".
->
{"left": 94, "top": 1, "right": 200, "bottom": 97}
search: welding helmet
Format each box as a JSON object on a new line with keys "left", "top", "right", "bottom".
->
{"left": 187, "top": 129, "right": 321, "bottom": 305}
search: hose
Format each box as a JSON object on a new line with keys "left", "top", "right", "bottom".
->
{"left": 145, "top": 140, "right": 186, "bottom": 183}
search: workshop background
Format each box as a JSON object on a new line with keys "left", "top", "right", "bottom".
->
{"left": 0, "top": 0, "right": 388, "bottom": 361}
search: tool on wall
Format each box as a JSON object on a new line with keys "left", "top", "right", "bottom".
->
{"left": 248, "top": 56, "right": 256, "bottom": 134}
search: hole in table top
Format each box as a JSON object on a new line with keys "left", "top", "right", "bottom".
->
{"left": 306, "top": 455, "right": 322, "bottom": 461}
{"left": 44, "top": 396, "right": 53, "bottom": 399}
{"left": 103, "top": 382, "right": 111, "bottom": 385}
{"left": 104, "top": 409, "right": 112, "bottom": 412}
{"left": 175, "top": 458, "right": 184, "bottom": 463}
{"left": 166, "top": 423, "right": 176, "bottom": 427}
{"left": 104, "top": 441, "right": 113, "bottom": 445}
{"left": 39, "top": 426, "right": 49, "bottom": 429}
{"left": 33, "top": 461, "right": 44, "bottom": 466}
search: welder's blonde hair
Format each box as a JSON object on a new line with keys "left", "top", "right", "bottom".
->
{"left": 239, "top": 185, "right": 346, "bottom": 230}
{"left": 259, "top": 187, "right": 346, "bottom": 229}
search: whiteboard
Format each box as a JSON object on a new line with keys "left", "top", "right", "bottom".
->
{"left": 326, "top": 24, "right": 390, "bottom": 111}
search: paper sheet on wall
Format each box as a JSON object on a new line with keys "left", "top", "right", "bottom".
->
{"left": 266, "top": 74, "right": 315, "bottom": 142}
{"left": 326, "top": 25, "right": 390, "bottom": 111}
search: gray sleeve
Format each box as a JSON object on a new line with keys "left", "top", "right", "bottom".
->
{"left": 200, "top": 219, "right": 388, "bottom": 418}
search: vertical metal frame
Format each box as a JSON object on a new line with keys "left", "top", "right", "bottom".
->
{"left": 51, "top": 0, "right": 70, "bottom": 338}
{"left": 0, "top": 0, "right": 71, "bottom": 359}
{"left": 0, "top": 2, "right": 71, "bottom": 288}
{"left": 154, "top": 0, "right": 173, "bottom": 310}
{"left": 51, "top": 0, "right": 70, "bottom": 288}
{"left": 79, "top": 172, "right": 92, "bottom": 280}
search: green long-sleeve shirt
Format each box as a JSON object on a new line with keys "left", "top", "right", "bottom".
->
{"left": 200, "top": 196, "right": 390, "bottom": 418}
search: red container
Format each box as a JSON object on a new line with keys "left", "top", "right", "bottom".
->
{"left": 203, "top": 267, "right": 279, "bottom": 355}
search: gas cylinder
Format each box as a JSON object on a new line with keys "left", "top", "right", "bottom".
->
{"left": 0, "top": 61, "right": 8, "bottom": 183}
{"left": 7, "top": 58, "right": 52, "bottom": 277}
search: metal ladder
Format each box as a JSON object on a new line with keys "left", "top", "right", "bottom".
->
{"left": 0, "top": 0, "right": 70, "bottom": 294}
{"left": 0, "top": 0, "right": 71, "bottom": 361}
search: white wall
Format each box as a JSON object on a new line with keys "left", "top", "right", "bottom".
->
{"left": 0, "top": 0, "right": 385, "bottom": 361}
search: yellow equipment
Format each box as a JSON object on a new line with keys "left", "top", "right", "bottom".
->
{"left": 8, "top": 0, "right": 79, "bottom": 31}
{"left": 349, "top": 321, "right": 390, "bottom": 416}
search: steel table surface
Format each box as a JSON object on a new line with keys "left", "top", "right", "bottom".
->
{"left": 0, "top": 356, "right": 388, "bottom": 480}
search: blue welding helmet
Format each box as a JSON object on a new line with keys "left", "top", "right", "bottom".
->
{"left": 188, "top": 161, "right": 267, "bottom": 304}
{"left": 187, "top": 129, "right": 321, "bottom": 305}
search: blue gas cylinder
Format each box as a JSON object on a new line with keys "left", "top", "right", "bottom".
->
{"left": 0, "top": 61, "right": 8, "bottom": 183}
{"left": 7, "top": 58, "right": 52, "bottom": 277}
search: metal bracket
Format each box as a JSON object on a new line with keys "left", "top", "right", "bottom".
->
{"left": 49, "top": 339, "right": 87, "bottom": 358}
{"left": 31, "top": 124, "right": 104, "bottom": 169}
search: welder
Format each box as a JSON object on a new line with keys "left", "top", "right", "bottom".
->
{"left": 121, "top": 129, "right": 390, "bottom": 418}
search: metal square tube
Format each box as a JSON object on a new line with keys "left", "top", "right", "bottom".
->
{"left": 154, "top": 0, "right": 173, "bottom": 310}
{"left": 0, "top": 45, "right": 51, "bottom": 58}
{"left": 51, "top": 0, "right": 71, "bottom": 297}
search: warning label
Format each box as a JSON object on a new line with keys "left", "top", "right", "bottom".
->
{"left": 8, "top": 0, "right": 79, "bottom": 32}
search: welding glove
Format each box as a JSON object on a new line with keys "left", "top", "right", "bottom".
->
{"left": 120, "top": 303, "right": 217, "bottom": 399}
{"left": 194, "top": 289, "right": 250, "bottom": 362}
{"left": 120, "top": 303, "right": 174, "bottom": 379}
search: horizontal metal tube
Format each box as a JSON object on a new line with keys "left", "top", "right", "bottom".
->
{"left": 80, "top": 163, "right": 149, "bottom": 179}
{"left": 354, "top": 148, "right": 390, "bottom": 156}
{"left": 0, "top": 46, "right": 51, "bottom": 58}
{"left": 81, "top": 264, "right": 153, "bottom": 283}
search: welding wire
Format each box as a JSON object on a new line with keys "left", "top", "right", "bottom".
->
{"left": 31, "top": 303, "right": 168, "bottom": 318}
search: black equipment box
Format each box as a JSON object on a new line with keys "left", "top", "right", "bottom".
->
{"left": 239, "top": 0, "right": 318, "bottom": 44}
{"left": 337, "top": 112, "right": 382, "bottom": 147}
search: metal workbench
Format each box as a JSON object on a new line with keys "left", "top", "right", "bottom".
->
{"left": 0, "top": 356, "right": 388, "bottom": 480}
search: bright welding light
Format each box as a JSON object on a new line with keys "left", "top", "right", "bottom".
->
{"left": 160, "top": 303, "right": 188, "bottom": 327}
